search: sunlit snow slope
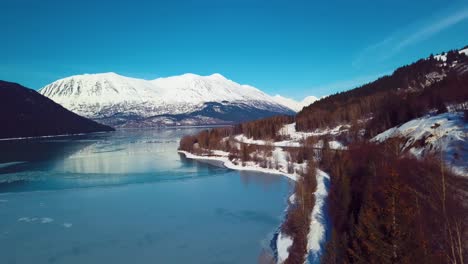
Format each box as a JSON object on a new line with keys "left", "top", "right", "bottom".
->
{"left": 373, "top": 111, "right": 468, "bottom": 176}
{"left": 39, "top": 73, "right": 294, "bottom": 127}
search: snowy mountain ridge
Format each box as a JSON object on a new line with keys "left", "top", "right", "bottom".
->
{"left": 272, "top": 95, "right": 320, "bottom": 112}
{"left": 39, "top": 72, "right": 296, "bottom": 127}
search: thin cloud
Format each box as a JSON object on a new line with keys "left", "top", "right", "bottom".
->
{"left": 395, "top": 8, "right": 468, "bottom": 51}
{"left": 353, "top": 7, "right": 468, "bottom": 68}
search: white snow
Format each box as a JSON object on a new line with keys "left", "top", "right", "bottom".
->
{"left": 307, "top": 170, "right": 330, "bottom": 259}
{"left": 434, "top": 47, "right": 468, "bottom": 62}
{"left": 234, "top": 123, "right": 347, "bottom": 150}
{"left": 328, "top": 140, "right": 345, "bottom": 150}
{"left": 280, "top": 122, "right": 349, "bottom": 139}
{"left": 178, "top": 150, "right": 298, "bottom": 181}
{"left": 302, "top": 96, "right": 321, "bottom": 108}
{"left": 39, "top": 72, "right": 291, "bottom": 118}
{"left": 288, "top": 194, "right": 296, "bottom": 204}
{"left": 373, "top": 112, "right": 468, "bottom": 176}
{"left": 272, "top": 95, "right": 319, "bottom": 112}
{"left": 277, "top": 232, "right": 293, "bottom": 263}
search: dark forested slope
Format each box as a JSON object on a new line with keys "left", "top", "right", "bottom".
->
{"left": 0, "top": 81, "right": 114, "bottom": 139}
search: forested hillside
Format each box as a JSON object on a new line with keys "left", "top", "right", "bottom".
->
{"left": 297, "top": 48, "right": 468, "bottom": 137}
{"left": 178, "top": 46, "right": 468, "bottom": 263}
{"left": 320, "top": 139, "right": 467, "bottom": 264}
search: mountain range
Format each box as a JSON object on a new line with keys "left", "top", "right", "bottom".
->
{"left": 39, "top": 73, "right": 316, "bottom": 127}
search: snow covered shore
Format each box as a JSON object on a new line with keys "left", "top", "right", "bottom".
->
{"left": 178, "top": 150, "right": 330, "bottom": 263}
{"left": 178, "top": 150, "right": 298, "bottom": 181}
{"left": 307, "top": 170, "right": 330, "bottom": 263}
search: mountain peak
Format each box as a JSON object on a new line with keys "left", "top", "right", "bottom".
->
{"left": 178, "top": 73, "right": 200, "bottom": 79}
{"left": 163, "top": 73, "right": 228, "bottom": 80}
{"left": 208, "top": 73, "right": 227, "bottom": 80}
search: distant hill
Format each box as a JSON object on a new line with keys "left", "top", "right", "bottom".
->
{"left": 0, "top": 80, "right": 114, "bottom": 139}
{"left": 272, "top": 95, "right": 319, "bottom": 112}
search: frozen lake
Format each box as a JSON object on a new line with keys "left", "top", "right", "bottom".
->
{"left": 0, "top": 128, "right": 291, "bottom": 263}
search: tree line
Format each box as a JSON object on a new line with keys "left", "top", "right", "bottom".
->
{"left": 178, "top": 115, "right": 294, "bottom": 153}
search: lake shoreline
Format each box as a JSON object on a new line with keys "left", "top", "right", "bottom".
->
{"left": 178, "top": 150, "right": 297, "bottom": 181}
{"left": 178, "top": 150, "right": 330, "bottom": 263}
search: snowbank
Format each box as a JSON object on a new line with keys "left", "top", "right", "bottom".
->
{"left": 307, "top": 170, "right": 330, "bottom": 263}
{"left": 277, "top": 232, "right": 293, "bottom": 263}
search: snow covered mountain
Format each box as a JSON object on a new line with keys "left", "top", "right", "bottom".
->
{"left": 272, "top": 95, "right": 319, "bottom": 112}
{"left": 39, "top": 73, "right": 295, "bottom": 127}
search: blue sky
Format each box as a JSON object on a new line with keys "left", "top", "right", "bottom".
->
{"left": 1, "top": 0, "right": 467, "bottom": 99}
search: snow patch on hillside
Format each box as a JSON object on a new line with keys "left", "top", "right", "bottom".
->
{"left": 434, "top": 48, "right": 468, "bottom": 62}
{"left": 234, "top": 123, "right": 347, "bottom": 150}
{"left": 277, "top": 233, "right": 293, "bottom": 263}
{"left": 373, "top": 112, "right": 468, "bottom": 176}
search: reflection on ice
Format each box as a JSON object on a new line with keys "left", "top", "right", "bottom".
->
{"left": 0, "top": 128, "right": 212, "bottom": 192}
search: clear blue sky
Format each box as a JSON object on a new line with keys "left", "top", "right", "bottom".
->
{"left": 1, "top": 0, "right": 467, "bottom": 99}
